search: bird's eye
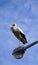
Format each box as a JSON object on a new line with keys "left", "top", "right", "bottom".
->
{"left": 13, "top": 24, "right": 15, "bottom": 26}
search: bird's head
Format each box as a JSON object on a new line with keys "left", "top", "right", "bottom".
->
{"left": 10, "top": 23, "right": 17, "bottom": 30}
{"left": 12, "top": 23, "right": 17, "bottom": 27}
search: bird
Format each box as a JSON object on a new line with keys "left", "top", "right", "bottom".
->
{"left": 10, "top": 23, "right": 27, "bottom": 44}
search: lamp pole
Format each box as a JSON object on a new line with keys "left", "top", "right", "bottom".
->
{"left": 12, "top": 41, "right": 38, "bottom": 59}
{"left": 24, "top": 41, "right": 38, "bottom": 50}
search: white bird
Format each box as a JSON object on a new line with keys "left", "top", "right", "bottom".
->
{"left": 10, "top": 23, "right": 27, "bottom": 44}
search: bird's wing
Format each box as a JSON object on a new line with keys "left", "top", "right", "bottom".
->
{"left": 19, "top": 31, "right": 26, "bottom": 40}
{"left": 18, "top": 27, "right": 26, "bottom": 39}
{"left": 19, "top": 31, "right": 27, "bottom": 43}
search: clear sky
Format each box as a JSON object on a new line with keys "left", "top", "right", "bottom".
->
{"left": 0, "top": 0, "right": 38, "bottom": 65}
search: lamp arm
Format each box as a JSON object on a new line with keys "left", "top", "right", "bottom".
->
{"left": 24, "top": 41, "right": 38, "bottom": 50}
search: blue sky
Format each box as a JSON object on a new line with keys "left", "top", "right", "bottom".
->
{"left": 0, "top": 0, "right": 38, "bottom": 65}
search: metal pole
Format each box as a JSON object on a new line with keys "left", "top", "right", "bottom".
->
{"left": 24, "top": 41, "right": 38, "bottom": 50}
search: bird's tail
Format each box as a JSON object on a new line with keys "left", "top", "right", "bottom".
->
{"left": 21, "top": 38, "right": 27, "bottom": 44}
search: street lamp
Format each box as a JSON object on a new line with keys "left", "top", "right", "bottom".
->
{"left": 12, "top": 41, "right": 38, "bottom": 59}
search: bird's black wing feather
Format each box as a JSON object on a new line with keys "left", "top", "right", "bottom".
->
{"left": 20, "top": 31, "right": 26, "bottom": 40}
{"left": 20, "top": 31, "right": 27, "bottom": 43}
